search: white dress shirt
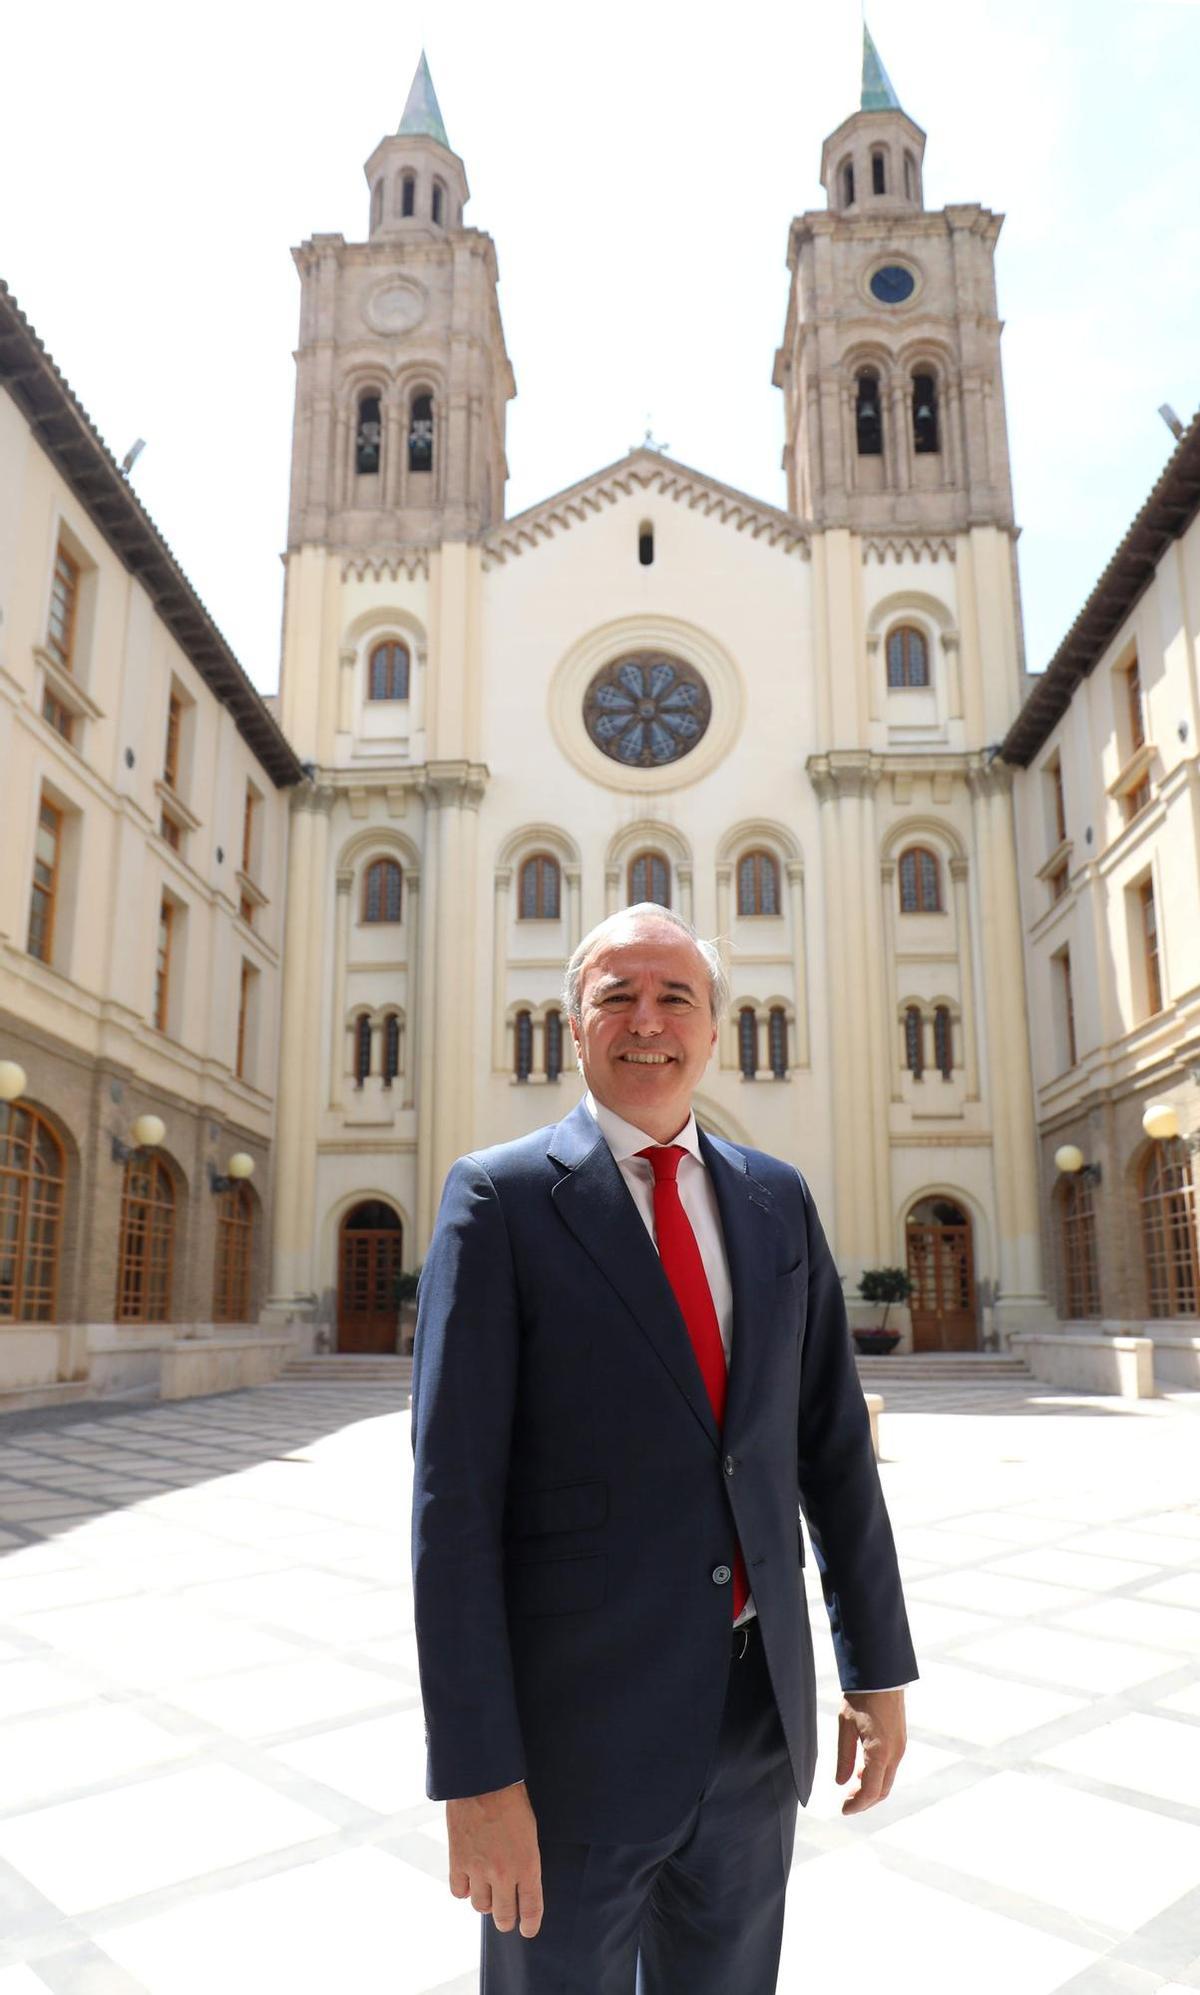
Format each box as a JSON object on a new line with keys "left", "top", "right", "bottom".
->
{"left": 582, "top": 1091, "right": 910, "bottom": 1691}
{"left": 584, "top": 1090, "right": 756, "bottom": 1627}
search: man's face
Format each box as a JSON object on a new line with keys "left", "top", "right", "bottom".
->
{"left": 570, "top": 919, "right": 718, "bottom": 1141}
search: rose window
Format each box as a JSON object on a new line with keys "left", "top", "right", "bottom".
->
{"left": 582, "top": 654, "right": 711, "bottom": 768}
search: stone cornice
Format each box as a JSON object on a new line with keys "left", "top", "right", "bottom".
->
{"left": 862, "top": 535, "right": 957, "bottom": 565}
{"left": 482, "top": 451, "right": 811, "bottom": 569}
{"left": 340, "top": 549, "right": 431, "bottom": 583}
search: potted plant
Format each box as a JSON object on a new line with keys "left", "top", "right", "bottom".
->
{"left": 852, "top": 1268, "right": 912, "bottom": 1356}
{"left": 395, "top": 1266, "right": 422, "bottom": 1355}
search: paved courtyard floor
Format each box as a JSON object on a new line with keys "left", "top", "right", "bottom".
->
{"left": 0, "top": 1374, "right": 1198, "bottom": 1995}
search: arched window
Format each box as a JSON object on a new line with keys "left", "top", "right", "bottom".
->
{"left": 871, "top": 150, "right": 887, "bottom": 195}
{"left": 383, "top": 1014, "right": 401, "bottom": 1087}
{"left": 934, "top": 1006, "right": 953, "bottom": 1079}
{"left": 370, "top": 180, "right": 383, "bottom": 231}
{"left": 638, "top": 522, "right": 654, "bottom": 566}
{"left": 354, "top": 1015, "right": 373, "bottom": 1085}
{"left": 768, "top": 1008, "right": 788, "bottom": 1079}
{"left": 0, "top": 1103, "right": 65, "bottom": 1322}
{"left": 841, "top": 159, "right": 855, "bottom": 206}
{"left": 628, "top": 851, "right": 670, "bottom": 908}
{"left": 545, "top": 1010, "right": 563, "bottom": 1082}
{"left": 738, "top": 1007, "right": 758, "bottom": 1080}
{"left": 855, "top": 370, "right": 882, "bottom": 456}
{"left": 116, "top": 1156, "right": 174, "bottom": 1323}
{"left": 514, "top": 1010, "right": 533, "bottom": 1082}
{"left": 356, "top": 393, "right": 382, "bottom": 475}
{"left": 904, "top": 1006, "right": 924, "bottom": 1078}
{"left": 363, "top": 858, "right": 403, "bottom": 924}
{"left": 519, "top": 854, "right": 561, "bottom": 920}
{"left": 887, "top": 625, "right": 930, "bottom": 688}
{"left": 904, "top": 153, "right": 916, "bottom": 201}
{"left": 913, "top": 373, "right": 940, "bottom": 454}
{"left": 1141, "top": 1140, "right": 1199, "bottom": 1318}
{"left": 431, "top": 180, "right": 445, "bottom": 225}
{"left": 401, "top": 173, "right": 416, "bottom": 218}
{"left": 1060, "top": 1177, "right": 1100, "bottom": 1320}
{"left": 409, "top": 393, "right": 434, "bottom": 474}
{"left": 368, "top": 641, "right": 410, "bottom": 701}
{"left": 213, "top": 1184, "right": 254, "bottom": 1323}
{"left": 899, "top": 847, "right": 942, "bottom": 914}
{"left": 737, "top": 850, "right": 780, "bottom": 917}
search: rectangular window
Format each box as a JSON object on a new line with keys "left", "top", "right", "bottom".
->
{"left": 42, "top": 689, "right": 75, "bottom": 743}
{"left": 1124, "top": 774, "right": 1151, "bottom": 822}
{"left": 164, "top": 693, "right": 182, "bottom": 788}
{"left": 239, "top": 892, "right": 254, "bottom": 926}
{"left": 1126, "top": 657, "right": 1145, "bottom": 752}
{"left": 242, "top": 783, "right": 259, "bottom": 878}
{"left": 1140, "top": 878, "right": 1163, "bottom": 1015}
{"left": 160, "top": 810, "right": 182, "bottom": 851}
{"left": 1049, "top": 861, "right": 1069, "bottom": 904}
{"left": 27, "top": 798, "right": 62, "bottom": 964}
{"left": 1055, "top": 948, "right": 1077, "bottom": 1070}
{"left": 46, "top": 541, "right": 80, "bottom": 672}
{"left": 236, "top": 961, "right": 258, "bottom": 1080}
{"left": 1049, "top": 757, "right": 1066, "bottom": 847}
{"left": 154, "top": 899, "right": 173, "bottom": 1032}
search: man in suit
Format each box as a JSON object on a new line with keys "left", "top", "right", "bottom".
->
{"left": 411, "top": 904, "right": 917, "bottom": 1993}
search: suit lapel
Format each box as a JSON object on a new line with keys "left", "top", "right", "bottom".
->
{"left": 699, "top": 1129, "right": 778, "bottom": 1444}
{"left": 549, "top": 1105, "right": 720, "bottom": 1449}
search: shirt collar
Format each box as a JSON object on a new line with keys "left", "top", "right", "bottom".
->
{"left": 583, "top": 1090, "right": 704, "bottom": 1169}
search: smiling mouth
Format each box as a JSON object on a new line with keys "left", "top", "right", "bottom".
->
{"left": 618, "top": 1052, "right": 675, "bottom": 1065}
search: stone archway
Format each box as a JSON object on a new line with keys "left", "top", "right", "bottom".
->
{"left": 905, "top": 1195, "right": 977, "bottom": 1351}
{"left": 337, "top": 1200, "right": 404, "bottom": 1353}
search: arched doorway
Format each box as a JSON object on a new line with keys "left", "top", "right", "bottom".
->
{"left": 905, "top": 1196, "right": 977, "bottom": 1351}
{"left": 337, "top": 1201, "right": 403, "bottom": 1352}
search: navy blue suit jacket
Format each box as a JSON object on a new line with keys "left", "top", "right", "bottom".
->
{"left": 410, "top": 1099, "right": 916, "bottom": 1843}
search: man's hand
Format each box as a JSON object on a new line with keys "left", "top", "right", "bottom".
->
{"left": 835, "top": 1689, "right": 907, "bottom": 1815}
{"left": 447, "top": 1781, "right": 543, "bottom": 1938}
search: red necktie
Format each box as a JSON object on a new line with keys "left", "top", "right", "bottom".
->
{"left": 637, "top": 1145, "right": 749, "bottom": 1620}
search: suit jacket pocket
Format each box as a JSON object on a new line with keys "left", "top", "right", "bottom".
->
{"left": 508, "top": 1478, "right": 608, "bottom": 1539}
{"left": 508, "top": 1551, "right": 607, "bottom": 1617}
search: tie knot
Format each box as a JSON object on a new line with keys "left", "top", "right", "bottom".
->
{"left": 637, "top": 1144, "right": 686, "bottom": 1184}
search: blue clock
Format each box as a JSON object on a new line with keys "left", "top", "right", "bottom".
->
{"left": 870, "top": 264, "right": 916, "bottom": 304}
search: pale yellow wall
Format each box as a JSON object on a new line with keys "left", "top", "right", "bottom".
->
{"left": 0, "top": 397, "right": 288, "bottom": 1136}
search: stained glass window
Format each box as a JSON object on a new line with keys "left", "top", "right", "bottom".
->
{"left": 364, "top": 858, "right": 403, "bottom": 923}
{"left": 583, "top": 655, "right": 711, "bottom": 769}
{"left": 738, "top": 1008, "right": 758, "bottom": 1079}
{"left": 519, "top": 855, "right": 560, "bottom": 920}
{"left": 887, "top": 626, "right": 929, "bottom": 687}
{"left": 899, "top": 847, "right": 941, "bottom": 913}
{"left": 628, "top": 851, "right": 670, "bottom": 908}
{"left": 369, "top": 643, "right": 410, "bottom": 701}
{"left": 737, "top": 851, "right": 780, "bottom": 916}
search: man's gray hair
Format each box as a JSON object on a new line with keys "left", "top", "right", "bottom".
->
{"left": 563, "top": 904, "right": 731, "bottom": 1026}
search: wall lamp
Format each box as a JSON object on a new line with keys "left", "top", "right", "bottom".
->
{"left": 0, "top": 1061, "right": 28, "bottom": 1104}
{"left": 111, "top": 1114, "right": 166, "bottom": 1164}
{"left": 1142, "top": 1099, "right": 1200, "bottom": 1155}
{"left": 1054, "top": 1144, "right": 1102, "bottom": 1186}
{"left": 208, "top": 1152, "right": 256, "bottom": 1195}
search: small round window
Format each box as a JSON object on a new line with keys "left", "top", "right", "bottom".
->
{"left": 583, "top": 654, "right": 711, "bottom": 768}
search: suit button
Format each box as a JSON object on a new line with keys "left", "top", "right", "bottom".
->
{"left": 723, "top": 1455, "right": 737, "bottom": 1477}
{"left": 712, "top": 1564, "right": 732, "bottom": 1586}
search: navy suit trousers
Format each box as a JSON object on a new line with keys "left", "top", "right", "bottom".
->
{"left": 480, "top": 1618, "right": 799, "bottom": 1995}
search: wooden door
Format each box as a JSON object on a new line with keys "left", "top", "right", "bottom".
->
{"left": 906, "top": 1197, "right": 977, "bottom": 1351}
{"left": 337, "top": 1202, "right": 403, "bottom": 1353}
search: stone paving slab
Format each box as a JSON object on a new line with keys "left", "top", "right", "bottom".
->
{"left": 0, "top": 1378, "right": 1197, "bottom": 1993}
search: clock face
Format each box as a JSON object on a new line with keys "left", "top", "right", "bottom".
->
{"left": 870, "top": 264, "right": 916, "bottom": 305}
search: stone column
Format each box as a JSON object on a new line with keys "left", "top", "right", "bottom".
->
{"left": 605, "top": 867, "right": 620, "bottom": 918}
{"left": 969, "top": 760, "right": 1048, "bottom": 1325}
{"left": 492, "top": 868, "right": 511, "bottom": 1072}
{"left": 328, "top": 869, "right": 353, "bottom": 1109}
{"left": 786, "top": 860, "right": 810, "bottom": 1068}
{"left": 890, "top": 378, "right": 911, "bottom": 492}
{"left": 715, "top": 862, "right": 735, "bottom": 1070}
{"left": 415, "top": 788, "right": 440, "bottom": 1249}
{"left": 880, "top": 861, "right": 901, "bottom": 1101}
{"left": 384, "top": 400, "right": 402, "bottom": 511}
{"left": 402, "top": 869, "right": 419, "bottom": 1111}
{"left": 678, "top": 864, "right": 694, "bottom": 927}
{"left": 337, "top": 648, "right": 356, "bottom": 735}
{"left": 943, "top": 632, "right": 963, "bottom": 723}
{"left": 565, "top": 866, "right": 582, "bottom": 952}
{"left": 267, "top": 784, "right": 332, "bottom": 1311}
{"left": 950, "top": 857, "right": 980, "bottom": 1099}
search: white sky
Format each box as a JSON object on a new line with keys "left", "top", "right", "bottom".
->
{"left": 3, "top": 0, "right": 1197, "bottom": 694}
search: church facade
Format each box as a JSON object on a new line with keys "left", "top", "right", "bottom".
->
{"left": 266, "top": 38, "right": 1050, "bottom": 1357}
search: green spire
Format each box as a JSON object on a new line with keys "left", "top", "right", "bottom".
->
{"left": 861, "top": 24, "right": 903, "bottom": 112}
{"left": 399, "top": 51, "right": 451, "bottom": 148}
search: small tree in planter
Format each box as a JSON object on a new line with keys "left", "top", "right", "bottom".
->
{"left": 854, "top": 1268, "right": 913, "bottom": 1355}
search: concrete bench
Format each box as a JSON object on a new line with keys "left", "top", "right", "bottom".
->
{"left": 1009, "top": 1331, "right": 1155, "bottom": 1399}
{"left": 1146, "top": 1334, "right": 1200, "bottom": 1390}
{"left": 863, "top": 1391, "right": 883, "bottom": 1459}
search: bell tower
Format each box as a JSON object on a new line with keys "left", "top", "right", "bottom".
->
{"left": 774, "top": 27, "right": 1014, "bottom": 536}
{"left": 286, "top": 52, "right": 515, "bottom": 552}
